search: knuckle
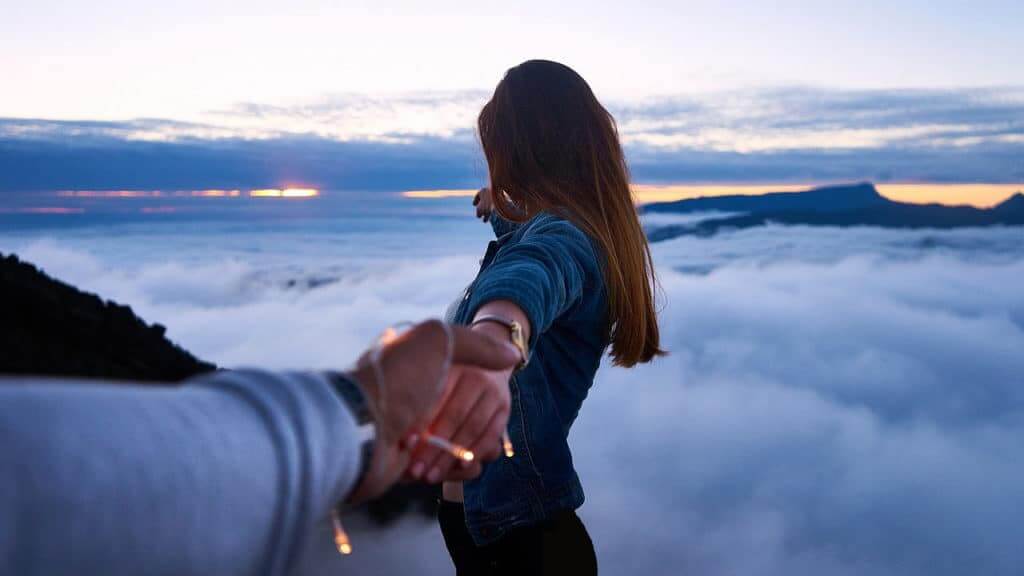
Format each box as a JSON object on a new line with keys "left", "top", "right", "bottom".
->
{"left": 452, "top": 401, "right": 475, "bottom": 426}
{"left": 439, "top": 406, "right": 471, "bottom": 434}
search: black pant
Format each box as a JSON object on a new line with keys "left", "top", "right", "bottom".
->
{"left": 438, "top": 500, "right": 598, "bottom": 575}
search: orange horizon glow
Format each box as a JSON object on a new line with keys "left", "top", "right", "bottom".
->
{"left": 57, "top": 189, "right": 242, "bottom": 198}
{"left": 192, "top": 189, "right": 242, "bottom": 197}
{"left": 35, "top": 183, "right": 1024, "bottom": 209}
{"left": 249, "top": 188, "right": 319, "bottom": 198}
{"left": 58, "top": 190, "right": 163, "bottom": 198}
{"left": 403, "top": 183, "right": 1023, "bottom": 209}
{"left": 0, "top": 206, "right": 86, "bottom": 214}
{"left": 53, "top": 188, "right": 319, "bottom": 199}
{"left": 631, "top": 184, "right": 811, "bottom": 205}
{"left": 874, "top": 184, "right": 1024, "bottom": 208}
{"left": 403, "top": 189, "right": 478, "bottom": 199}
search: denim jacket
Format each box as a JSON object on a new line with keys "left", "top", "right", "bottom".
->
{"left": 453, "top": 212, "right": 609, "bottom": 545}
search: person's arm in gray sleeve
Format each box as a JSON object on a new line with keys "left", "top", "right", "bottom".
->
{"left": 0, "top": 320, "right": 521, "bottom": 576}
{"left": 0, "top": 369, "right": 364, "bottom": 576}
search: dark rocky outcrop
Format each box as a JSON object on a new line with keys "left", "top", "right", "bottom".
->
{"left": 0, "top": 253, "right": 215, "bottom": 381}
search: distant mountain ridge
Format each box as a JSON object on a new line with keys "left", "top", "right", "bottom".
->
{"left": 995, "top": 192, "right": 1024, "bottom": 215}
{"left": 642, "top": 183, "right": 1024, "bottom": 242}
{"left": 645, "top": 182, "right": 889, "bottom": 215}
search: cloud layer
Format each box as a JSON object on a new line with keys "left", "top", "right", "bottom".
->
{"left": 3, "top": 219, "right": 1023, "bottom": 575}
{"left": 2, "top": 86, "right": 1023, "bottom": 193}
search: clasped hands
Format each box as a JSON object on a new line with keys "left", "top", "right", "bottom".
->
{"left": 345, "top": 320, "right": 516, "bottom": 504}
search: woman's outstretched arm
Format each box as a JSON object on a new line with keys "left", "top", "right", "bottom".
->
{"left": 465, "top": 216, "right": 592, "bottom": 350}
{"left": 427, "top": 216, "right": 597, "bottom": 487}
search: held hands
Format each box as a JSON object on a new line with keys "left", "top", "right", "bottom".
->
{"left": 406, "top": 364, "right": 512, "bottom": 483}
{"left": 345, "top": 320, "right": 516, "bottom": 503}
{"left": 407, "top": 307, "right": 528, "bottom": 485}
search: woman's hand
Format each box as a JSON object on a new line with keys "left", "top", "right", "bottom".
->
{"left": 410, "top": 300, "right": 531, "bottom": 486}
{"left": 473, "top": 187, "right": 493, "bottom": 222}
{"left": 406, "top": 364, "right": 512, "bottom": 484}
{"left": 345, "top": 320, "right": 519, "bottom": 503}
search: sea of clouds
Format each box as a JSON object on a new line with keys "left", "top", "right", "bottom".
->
{"left": 3, "top": 221, "right": 1023, "bottom": 575}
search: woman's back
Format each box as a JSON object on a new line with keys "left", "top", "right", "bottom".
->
{"left": 451, "top": 212, "right": 609, "bottom": 544}
{"left": 438, "top": 59, "right": 662, "bottom": 575}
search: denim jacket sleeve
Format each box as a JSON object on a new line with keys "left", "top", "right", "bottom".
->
{"left": 465, "top": 215, "right": 595, "bottom": 351}
{"left": 489, "top": 213, "right": 521, "bottom": 238}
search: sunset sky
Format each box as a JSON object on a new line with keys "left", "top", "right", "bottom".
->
{"left": 1, "top": 0, "right": 1022, "bottom": 204}
{"left": 3, "top": 6, "right": 1024, "bottom": 572}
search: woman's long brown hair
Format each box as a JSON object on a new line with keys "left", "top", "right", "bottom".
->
{"left": 478, "top": 60, "right": 664, "bottom": 367}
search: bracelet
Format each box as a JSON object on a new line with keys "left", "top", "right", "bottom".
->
{"left": 326, "top": 370, "right": 376, "bottom": 556}
{"left": 326, "top": 371, "right": 376, "bottom": 496}
{"left": 471, "top": 314, "right": 528, "bottom": 370}
{"left": 326, "top": 319, "right": 461, "bottom": 557}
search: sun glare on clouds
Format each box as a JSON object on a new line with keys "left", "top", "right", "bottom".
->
{"left": 248, "top": 188, "right": 319, "bottom": 198}
{"left": 51, "top": 189, "right": 319, "bottom": 199}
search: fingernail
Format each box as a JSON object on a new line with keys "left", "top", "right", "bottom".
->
{"left": 426, "top": 467, "right": 440, "bottom": 483}
{"left": 410, "top": 462, "right": 425, "bottom": 479}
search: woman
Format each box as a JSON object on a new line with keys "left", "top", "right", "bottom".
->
{"left": 408, "top": 60, "right": 664, "bottom": 574}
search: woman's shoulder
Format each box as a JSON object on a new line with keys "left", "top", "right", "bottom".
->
{"left": 518, "top": 211, "right": 587, "bottom": 240}
{"left": 515, "top": 212, "right": 602, "bottom": 268}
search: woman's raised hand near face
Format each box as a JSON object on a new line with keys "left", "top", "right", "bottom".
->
{"left": 473, "top": 187, "right": 493, "bottom": 222}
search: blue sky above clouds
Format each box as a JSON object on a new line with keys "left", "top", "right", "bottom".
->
{"left": 3, "top": 0, "right": 1022, "bottom": 118}
{"left": 2, "top": 1, "right": 1022, "bottom": 193}
{"left": 2, "top": 87, "right": 1023, "bottom": 192}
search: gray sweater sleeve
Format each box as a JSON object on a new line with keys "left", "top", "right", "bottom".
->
{"left": 0, "top": 369, "right": 366, "bottom": 576}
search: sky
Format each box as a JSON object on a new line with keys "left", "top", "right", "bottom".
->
{"left": 3, "top": 0, "right": 1023, "bottom": 119}
{"left": 1, "top": 0, "right": 1023, "bottom": 198}
{"left": 3, "top": 5, "right": 1022, "bottom": 571}
{"left": 3, "top": 5, "right": 1023, "bottom": 572}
